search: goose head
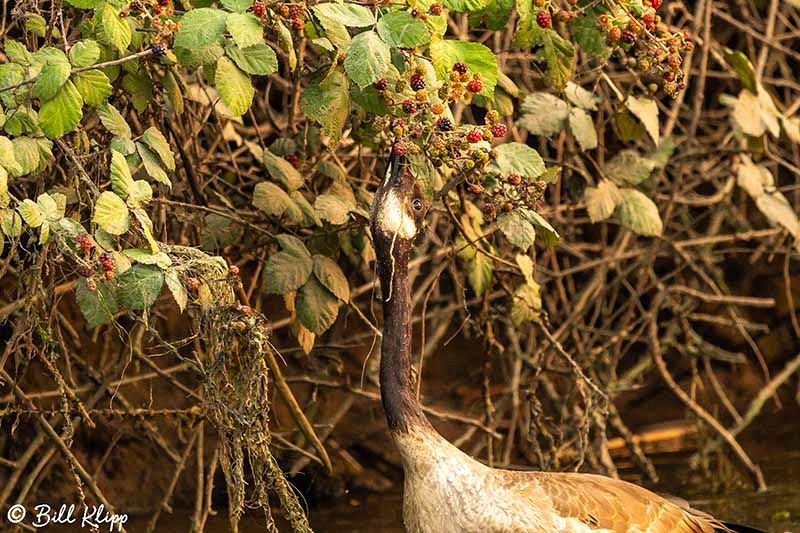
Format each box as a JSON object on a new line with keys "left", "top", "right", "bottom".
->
{"left": 369, "top": 148, "right": 429, "bottom": 250}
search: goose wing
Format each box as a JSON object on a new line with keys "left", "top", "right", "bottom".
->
{"left": 530, "top": 472, "right": 716, "bottom": 533}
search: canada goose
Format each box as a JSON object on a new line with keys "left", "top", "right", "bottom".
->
{"left": 368, "top": 148, "right": 764, "bottom": 533}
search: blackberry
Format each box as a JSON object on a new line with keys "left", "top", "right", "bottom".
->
{"left": 151, "top": 43, "right": 167, "bottom": 57}
{"left": 401, "top": 99, "right": 417, "bottom": 114}
{"left": 429, "top": 2, "right": 443, "bottom": 15}
{"left": 252, "top": 0, "right": 266, "bottom": 15}
{"left": 490, "top": 123, "right": 507, "bottom": 137}
{"left": 466, "top": 129, "right": 482, "bottom": 143}
{"left": 466, "top": 78, "right": 483, "bottom": 93}
{"left": 452, "top": 61, "right": 468, "bottom": 74}
{"left": 372, "top": 78, "right": 388, "bottom": 91}
{"left": 436, "top": 117, "right": 452, "bottom": 131}
{"left": 620, "top": 29, "right": 636, "bottom": 44}
{"left": 410, "top": 74, "right": 425, "bottom": 91}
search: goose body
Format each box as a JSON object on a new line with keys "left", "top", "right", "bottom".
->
{"left": 368, "top": 149, "right": 757, "bottom": 533}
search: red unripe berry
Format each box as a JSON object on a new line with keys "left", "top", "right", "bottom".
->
{"left": 402, "top": 99, "right": 417, "bottom": 114}
{"left": 410, "top": 74, "right": 425, "bottom": 91}
{"left": 284, "top": 153, "right": 300, "bottom": 168}
{"left": 452, "top": 61, "right": 468, "bottom": 74}
{"left": 642, "top": 11, "right": 655, "bottom": 24}
{"left": 76, "top": 235, "right": 93, "bottom": 252}
{"left": 466, "top": 129, "right": 483, "bottom": 143}
{"left": 490, "top": 123, "right": 507, "bottom": 138}
{"left": 466, "top": 78, "right": 483, "bottom": 93}
{"left": 292, "top": 17, "right": 304, "bottom": 30}
{"left": 536, "top": 11, "right": 551, "bottom": 28}
{"left": 252, "top": 0, "right": 265, "bottom": 15}
{"left": 187, "top": 277, "right": 200, "bottom": 290}
{"left": 152, "top": 4, "right": 162, "bottom": 14}
{"left": 158, "top": 0, "right": 169, "bottom": 5}
{"left": 609, "top": 27, "right": 622, "bottom": 41}
{"left": 667, "top": 54, "right": 681, "bottom": 68}
{"left": 651, "top": 0, "right": 662, "bottom": 8}
{"left": 229, "top": 264, "right": 240, "bottom": 275}
{"left": 392, "top": 142, "right": 407, "bottom": 155}
{"left": 289, "top": 5, "right": 302, "bottom": 17}
{"left": 104, "top": 270, "right": 115, "bottom": 281}
{"left": 429, "top": 2, "right": 443, "bottom": 15}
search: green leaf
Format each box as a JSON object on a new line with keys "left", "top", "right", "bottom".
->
{"left": 736, "top": 154, "right": 770, "bottom": 198}
{"left": 200, "top": 213, "right": 243, "bottom": 250}
{"left": 175, "top": 43, "right": 225, "bottom": 66}
{"left": 723, "top": 48, "right": 756, "bottom": 93}
{"left": 164, "top": 270, "right": 188, "bottom": 312}
{"left": 221, "top": 0, "right": 252, "bottom": 12}
{"left": 33, "top": 53, "right": 71, "bottom": 101}
{"left": 616, "top": 188, "right": 662, "bottom": 236}
{"left": 131, "top": 208, "right": 160, "bottom": 253}
{"left": 571, "top": 14, "right": 610, "bottom": 58}
{"left": 17, "top": 199, "right": 44, "bottom": 228}
{"left": 314, "top": 194, "right": 351, "bottom": 225}
{"left": 252, "top": 182, "right": 295, "bottom": 217}
{"left": 93, "top": 191, "right": 130, "bottom": 235}
{"left": 24, "top": 14, "right": 48, "bottom": 38}
{"left": 564, "top": 81, "right": 599, "bottom": 111}
{"left": 174, "top": 8, "right": 227, "bottom": 49}
{"left": 444, "top": 0, "right": 491, "bottom": 12}
{"left": 224, "top": 43, "right": 278, "bottom": 75}
{"left": 296, "top": 275, "right": 340, "bottom": 335}
{"left": 0, "top": 208, "right": 22, "bottom": 237}
{"left": 312, "top": 254, "right": 349, "bottom": 301}
{"left": 96, "top": 4, "right": 132, "bottom": 52}
{"left": 116, "top": 264, "right": 165, "bottom": 310}
{"left": 97, "top": 102, "right": 131, "bottom": 138}
{"left": 344, "top": 31, "right": 390, "bottom": 89}
{"left": 604, "top": 150, "right": 657, "bottom": 186}
{"left": 430, "top": 39, "right": 497, "bottom": 98}
{"left": 110, "top": 149, "right": 133, "bottom": 198}
{"left": 625, "top": 96, "right": 660, "bottom": 145}
{"left": 11, "top": 137, "right": 40, "bottom": 176}
{"left": 615, "top": 111, "right": 645, "bottom": 142}
{"left": 513, "top": 0, "right": 543, "bottom": 48}
{"left": 75, "top": 278, "right": 118, "bottom": 328}
{"left": 290, "top": 191, "right": 322, "bottom": 227}
{"left": 142, "top": 127, "right": 175, "bottom": 171}
{"left": 40, "top": 80, "right": 83, "bottom": 139}
{"left": 523, "top": 209, "right": 559, "bottom": 246}
{"left": 568, "top": 107, "right": 597, "bottom": 151}
{"left": 127, "top": 180, "right": 153, "bottom": 208}
{"left": 584, "top": 179, "right": 623, "bottom": 222}
{"left": 264, "top": 234, "right": 313, "bottom": 293}
{"left": 539, "top": 30, "right": 574, "bottom": 91}
{"left": 468, "top": 252, "right": 493, "bottom": 297}
{"left": 276, "top": 20, "right": 297, "bottom": 71}
{"left": 518, "top": 92, "right": 569, "bottom": 135}
{"left": 300, "top": 67, "right": 350, "bottom": 144}
{"left": 376, "top": 12, "right": 431, "bottom": 48}
{"left": 497, "top": 210, "right": 536, "bottom": 251}
{"left": 312, "top": 3, "right": 374, "bottom": 27}
{"left": 0, "top": 167, "right": 7, "bottom": 207}
{"left": 215, "top": 56, "right": 254, "bottom": 116}
{"left": 69, "top": 39, "right": 101, "bottom": 67}
{"left": 511, "top": 283, "right": 541, "bottom": 325}
{"left": 73, "top": 70, "right": 112, "bottom": 106}
{"left": 5, "top": 40, "right": 33, "bottom": 65}
{"left": 66, "top": 0, "right": 102, "bottom": 8}
{"left": 0, "top": 136, "right": 22, "bottom": 176}
{"left": 263, "top": 149, "right": 303, "bottom": 190}
{"left": 492, "top": 143, "right": 545, "bottom": 179}
{"left": 122, "top": 72, "right": 153, "bottom": 113}
{"left": 226, "top": 13, "right": 264, "bottom": 49}
{"left": 136, "top": 142, "right": 171, "bottom": 187}
{"left": 123, "top": 248, "right": 171, "bottom": 267}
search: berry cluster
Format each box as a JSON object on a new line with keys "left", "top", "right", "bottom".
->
{"left": 477, "top": 174, "right": 549, "bottom": 222}
{"left": 266, "top": 3, "right": 305, "bottom": 32}
{"left": 595, "top": 1, "right": 691, "bottom": 97}
{"left": 76, "top": 235, "right": 93, "bottom": 253}
{"left": 121, "top": 0, "right": 177, "bottom": 54}
{"left": 99, "top": 252, "right": 116, "bottom": 281}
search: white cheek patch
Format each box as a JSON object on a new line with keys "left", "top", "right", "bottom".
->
{"left": 377, "top": 190, "right": 417, "bottom": 239}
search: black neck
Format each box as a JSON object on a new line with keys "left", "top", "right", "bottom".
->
{"left": 375, "top": 235, "right": 426, "bottom": 433}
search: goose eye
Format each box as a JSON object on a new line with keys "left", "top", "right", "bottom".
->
{"left": 412, "top": 198, "right": 423, "bottom": 211}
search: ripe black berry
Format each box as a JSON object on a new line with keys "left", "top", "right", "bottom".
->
{"left": 620, "top": 29, "right": 636, "bottom": 44}
{"left": 410, "top": 74, "right": 425, "bottom": 91}
{"left": 452, "top": 61, "right": 468, "bottom": 74}
{"left": 372, "top": 78, "right": 388, "bottom": 91}
{"left": 436, "top": 117, "right": 452, "bottom": 131}
{"left": 151, "top": 43, "right": 167, "bottom": 57}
